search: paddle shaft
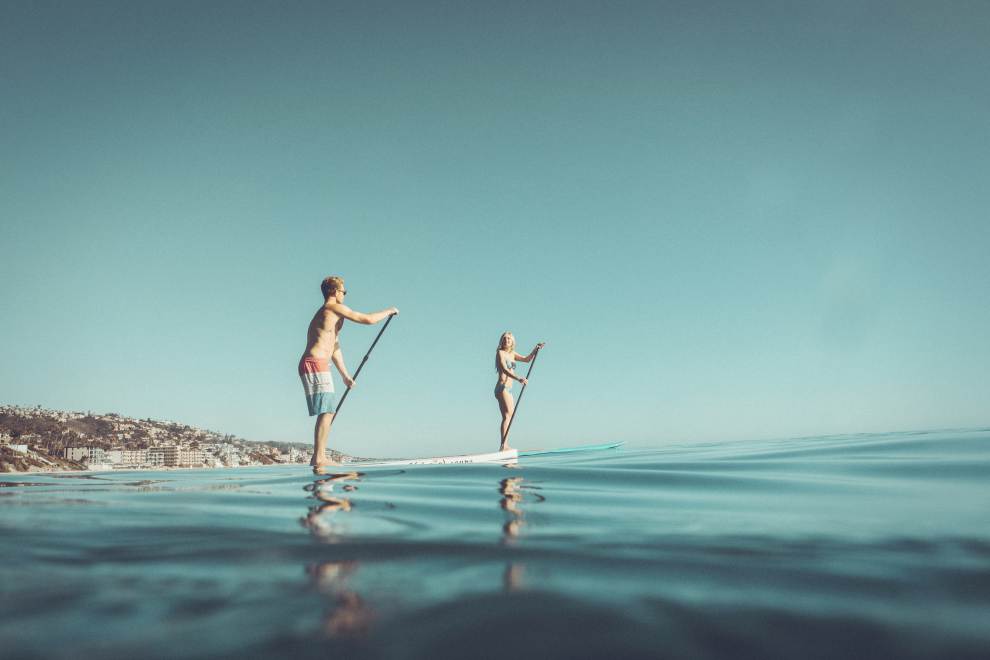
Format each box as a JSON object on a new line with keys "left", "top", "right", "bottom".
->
{"left": 333, "top": 313, "right": 396, "bottom": 420}
{"left": 502, "top": 348, "right": 540, "bottom": 443}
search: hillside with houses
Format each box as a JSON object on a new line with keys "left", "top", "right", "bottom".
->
{"left": 0, "top": 404, "right": 344, "bottom": 472}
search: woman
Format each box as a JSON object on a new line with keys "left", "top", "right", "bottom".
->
{"left": 494, "top": 332, "right": 545, "bottom": 451}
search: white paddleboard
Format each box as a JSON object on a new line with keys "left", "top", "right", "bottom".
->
{"left": 345, "top": 448, "right": 518, "bottom": 467}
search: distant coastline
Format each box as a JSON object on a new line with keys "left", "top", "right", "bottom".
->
{"left": 14, "top": 463, "right": 320, "bottom": 477}
{"left": 0, "top": 404, "right": 348, "bottom": 473}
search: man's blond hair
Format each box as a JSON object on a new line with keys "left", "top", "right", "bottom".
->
{"left": 321, "top": 276, "right": 344, "bottom": 300}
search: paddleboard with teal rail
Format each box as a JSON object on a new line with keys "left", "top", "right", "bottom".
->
{"left": 517, "top": 441, "right": 624, "bottom": 457}
{"left": 345, "top": 448, "right": 518, "bottom": 467}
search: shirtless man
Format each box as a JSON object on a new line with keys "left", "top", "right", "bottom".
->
{"left": 299, "top": 276, "right": 398, "bottom": 467}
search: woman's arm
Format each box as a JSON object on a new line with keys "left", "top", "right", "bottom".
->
{"left": 514, "top": 342, "right": 545, "bottom": 363}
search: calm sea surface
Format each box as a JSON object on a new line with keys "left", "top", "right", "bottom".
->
{"left": 2, "top": 429, "right": 989, "bottom": 659}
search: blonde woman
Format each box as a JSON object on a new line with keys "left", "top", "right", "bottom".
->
{"left": 495, "top": 332, "right": 545, "bottom": 450}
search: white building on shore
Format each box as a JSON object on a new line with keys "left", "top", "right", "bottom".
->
{"left": 121, "top": 449, "right": 147, "bottom": 467}
{"left": 65, "top": 447, "right": 90, "bottom": 462}
{"left": 178, "top": 448, "right": 205, "bottom": 467}
{"left": 88, "top": 448, "right": 108, "bottom": 464}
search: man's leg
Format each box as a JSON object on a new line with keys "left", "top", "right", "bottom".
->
{"left": 311, "top": 412, "right": 335, "bottom": 465}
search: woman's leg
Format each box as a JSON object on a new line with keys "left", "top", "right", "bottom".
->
{"left": 498, "top": 391, "right": 515, "bottom": 450}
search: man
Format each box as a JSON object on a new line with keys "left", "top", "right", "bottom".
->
{"left": 300, "top": 276, "right": 398, "bottom": 467}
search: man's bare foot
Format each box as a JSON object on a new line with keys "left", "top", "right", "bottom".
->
{"left": 499, "top": 444, "right": 512, "bottom": 452}
{"left": 311, "top": 454, "right": 341, "bottom": 467}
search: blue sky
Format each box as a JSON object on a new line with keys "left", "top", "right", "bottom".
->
{"left": 2, "top": 1, "right": 988, "bottom": 456}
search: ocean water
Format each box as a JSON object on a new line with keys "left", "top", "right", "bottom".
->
{"left": 1, "top": 429, "right": 988, "bottom": 659}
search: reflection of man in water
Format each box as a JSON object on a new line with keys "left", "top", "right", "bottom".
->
{"left": 302, "top": 471, "right": 375, "bottom": 638}
{"left": 307, "top": 561, "right": 375, "bottom": 639}
{"left": 302, "top": 472, "right": 363, "bottom": 540}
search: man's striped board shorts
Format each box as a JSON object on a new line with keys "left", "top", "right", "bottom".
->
{"left": 299, "top": 356, "right": 337, "bottom": 416}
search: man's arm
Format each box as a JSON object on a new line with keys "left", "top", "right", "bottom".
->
{"left": 331, "top": 342, "right": 355, "bottom": 388}
{"left": 328, "top": 303, "right": 398, "bottom": 325}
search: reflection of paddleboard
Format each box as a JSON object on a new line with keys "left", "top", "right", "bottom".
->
{"left": 346, "top": 449, "right": 518, "bottom": 467}
{"left": 518, "top": 441, "right": 624, "bottom": 457}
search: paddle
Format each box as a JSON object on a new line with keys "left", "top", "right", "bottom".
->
{"left": 502, "top": 344, "right": 543, "bottom": 444}
{"left": 333, "top": 313, "right": 396, "bottom": 421}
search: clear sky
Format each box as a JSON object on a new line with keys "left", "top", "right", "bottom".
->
{"left": 2, "top": 1, "right": 988, "bottom": 456}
